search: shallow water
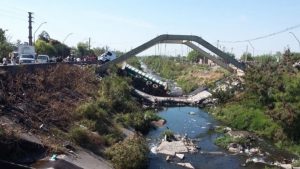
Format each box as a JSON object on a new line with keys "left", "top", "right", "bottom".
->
{"left": 147, "top": 106, "right": 267, "bottom": 169}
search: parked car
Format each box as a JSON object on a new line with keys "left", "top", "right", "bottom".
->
{"left": 19, "top": 54, "right": 35, "bottom": 64}
{"left": 49, "top": 56, "right": 58, "bottom": 62}
{"left": 37, "top": 55, "right": 50, "bottom": 63}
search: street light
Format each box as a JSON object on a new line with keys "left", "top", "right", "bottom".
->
{"left": 289, "top": 32, "right": 300, "bottom": 51}
{"left": 247, "top": 40, "right": 255, "bottom": 57}
{"left": 63, "top": 33, "right": 73, "bottom": 44}
{"left": 62, "top": 33, "right": 73, "bottom": 58}
{"left": 33, "top": 22, "right": 47, "bottom": 44}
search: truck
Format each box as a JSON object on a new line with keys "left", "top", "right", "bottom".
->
{"left": 17, "top": 43, "right": 36, "bottom": 64}
{"left": 97, "top": 51, "right": 117, "bottom": 64}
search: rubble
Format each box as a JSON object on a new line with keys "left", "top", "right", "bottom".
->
{"left": 176, "top": 153, "right": 185, "bottom": 160}
{"left": 176, "top": 162, "right": 195, "bottom": 169}
{"left": 156, "top": 140, "right": 188, "bottom": 156}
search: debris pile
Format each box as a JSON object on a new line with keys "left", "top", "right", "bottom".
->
{"left": 154, "top": 134, "right": 199, "bottom": 169}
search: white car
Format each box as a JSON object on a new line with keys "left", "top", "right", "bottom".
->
{"left": 37, "top": 55, "right": 50, "bottom": 63}
{"left": 19, "top": 54, "right": 35, "bottom": 64}
{"left": 98, "top": 51, "right": 117, "bottom": 64}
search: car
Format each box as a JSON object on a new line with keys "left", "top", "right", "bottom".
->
{"left": 37, "top": 55, "right": 50, "bottom": 63}
{"left": 19, "top": 54, "right": 36, "bottom": 64}
{"left": 98, "top": 51, "right": 117, "bottom": 64}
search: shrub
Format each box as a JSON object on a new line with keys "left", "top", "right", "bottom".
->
{"left": 115, "top": 111, "right": 154, "bottom": 134}
{"left": 215, "top": 135, "right": 235, "bottom": 149}
{"left": 144, "top": 110, "right": 161, "bottom": 121}
{"left": 212, "top": 97, "right": 284, "bottom": 140}
{"left": 69, "top": 126, "right": 104, "bottom": 154}
{"left": 106, "top": 136, "right": 149, "bottom": 169}
{"left": 161, "top": 129, "right": 175, "bottom": 141}
{"left": 76, "top": 101, "right": 111, "bottom": 134}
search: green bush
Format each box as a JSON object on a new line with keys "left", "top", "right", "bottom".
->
{"left": 115, "top": 111, "right": 156, "bottom": 134}
{"left": 106, "top": 136, "right": 149, "bottom": 169}
{"left": 103, "top": 129, "right": 124, "bottom": 146}
{"left": 213, "top": 97, "right": 283, "bottom": 140}
{"left": 161, "top": 129, "right": 175, "bottom": 141}
{"left": 69, "top": 127, "right": 104, "bottom": 154}
{"left": 144, "top": 110, "right": 161, "bottom": 121}
{"left": 78, "top": 119, "right": 97, "bottom": 131}
{"left": 215, "top": 135, "right": 235, "bottom": 149}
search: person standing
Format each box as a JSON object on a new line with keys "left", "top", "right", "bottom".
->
{"left": 10, "top": 53, "right": 16, "bottom": 65}
{"left": 2, "top": 57, "right": 8, "bottom": 66}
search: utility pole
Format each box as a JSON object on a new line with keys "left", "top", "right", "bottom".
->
{"left": 28, "top": 12, "right": 33, "bottom": 46}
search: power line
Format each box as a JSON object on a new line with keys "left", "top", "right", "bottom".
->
{"left": 219, "top": 24, "right": 300, "bottom": 43}
{"left": 0, "top": 10, "right": 25, "bottom": 21}
{"left": 0, "top": 6, "right": 25, "bottom": 15}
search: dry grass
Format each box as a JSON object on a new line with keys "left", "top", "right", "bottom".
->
{"left": 0, "top": 64, "right": 99, "bottom": 133}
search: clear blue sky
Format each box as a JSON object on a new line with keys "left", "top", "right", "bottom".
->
{"left": 1, "top": 0, "right": 300, "bottom": 58}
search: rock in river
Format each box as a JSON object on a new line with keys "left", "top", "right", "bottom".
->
{"left": 177, "top": 162, "right": 195, "bottom": 169}
{"left": 157, "top": 140, "right": 188, "bottom": 156}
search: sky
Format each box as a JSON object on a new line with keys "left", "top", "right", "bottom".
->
{"left": 1, "top": 0, "right": 300, "bottom": 58}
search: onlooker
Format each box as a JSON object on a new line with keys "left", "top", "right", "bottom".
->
{"left": 10, "top": 53, "right": 16, "bottom": 65}
{"left": 2, "top": 57, "right": 8, "bottom": 66}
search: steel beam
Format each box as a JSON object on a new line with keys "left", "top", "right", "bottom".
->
{"left": 97, "top": 34, "right": 245, "bottom": 73}
{"left": 183, "top": 41, "right": 234, "bottom": 72}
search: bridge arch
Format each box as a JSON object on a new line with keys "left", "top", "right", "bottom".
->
{"left": 97, "top": 34, "right": 246, "bottom": 73}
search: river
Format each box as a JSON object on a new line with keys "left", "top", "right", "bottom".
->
{"left": 147, "top": 106, "right": 270, "bottom": 169}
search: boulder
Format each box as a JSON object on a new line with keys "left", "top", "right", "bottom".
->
{"left": 227, "top": 143, "right": 242, "bottom": 153}
{"left": 151, "top": 119, "right": 166, "bottom": 127}
{"left": 177, "top": 162, "right": 195, "bottom": 169}
{"left": 166, "top": 155, "right": 171, "bottom": 162}
{"left": 157, "top": 141, "right": 188, "bottom": 156}
{"left": 228, "top": 147, "right": 240, "bottom": 153}
{"left": 249, "top": 147, "right": 260, "bottom": 154}
{"left": 224, "top": 127, "right": 232, "bottom": 132}
{"left": 278, "top": 164, "right": 292, "bottom": 169}
{"left": 176, "top": 153, "right": 185, "bottom": 160}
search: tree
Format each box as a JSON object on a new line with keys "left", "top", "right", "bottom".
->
{"left": 35, "top": 39, "right": 56, "bottom": 56}
{"left": 52, "top": 43, "right": 70, "bottom": 57}
{"left": 77, "top": 42, "right": 89, "bottom": 57}
{"left": 240, "top": 52, "right": 253, "bottom": 61}
{"left": 38, "top": 31, "right": 51, "bottom": 42}
{"left": 254, "top": 54, "right": 277, "bottom": 63}
{"left": 226, "top": 52, "right": 235, "bottom": 58}
{"left": 93, "top": 47, "right": 105, "bottom": 56}
{"left": 187, "top": 50, "right": 200, "bottom": 63}
{"left": 36, "top": 32, "right": 71, "bottom": 57}
{"left": 106, "top": 136, "right": 149, "bottom": 169}
{"left": 0, "top": 28, "right": 13, "bottom": 61}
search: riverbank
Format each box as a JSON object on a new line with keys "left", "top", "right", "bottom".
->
{"left": 0, "top": 65, "right": 156, "bottom": 169}
{"left": 206, "top": 51, "right": 300, "bottom": 168}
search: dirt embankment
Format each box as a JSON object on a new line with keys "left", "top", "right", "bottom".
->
{"left": 0, "top": 64, "right": 100, "bottom": 163}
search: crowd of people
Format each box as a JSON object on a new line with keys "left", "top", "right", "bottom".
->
{"left": 1, "top": 53, "right": 99, "bottom": 66}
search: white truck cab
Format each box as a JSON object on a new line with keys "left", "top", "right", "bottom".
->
{"left": 18, "top": 44, "right": 36, "bottom": 64}
{"left": 98, "top": 51, "right": 116, "bottom": 64}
